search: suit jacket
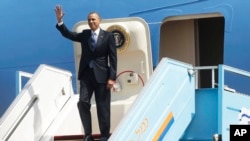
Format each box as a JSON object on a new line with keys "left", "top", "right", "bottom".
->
{"left": 56, "top": 23, "right": 117, "bottom": 83}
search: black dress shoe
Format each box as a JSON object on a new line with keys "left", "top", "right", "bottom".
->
{"left": 100, "top": 137, "right": 108, "bottom": 141}
{"left": 84, "top": 135, "right": 94, "bottom": 141}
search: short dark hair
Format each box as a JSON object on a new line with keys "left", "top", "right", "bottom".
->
{"left": 88, "top": 12, "right": 101, "bottom": 20}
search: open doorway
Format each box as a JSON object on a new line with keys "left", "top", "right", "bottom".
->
{"left": 159, "top": 14, "right": 225, "bottom": 88}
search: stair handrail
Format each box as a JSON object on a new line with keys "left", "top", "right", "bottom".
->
{"left": 191, "top": 66, "right": 218, "bottom": 89}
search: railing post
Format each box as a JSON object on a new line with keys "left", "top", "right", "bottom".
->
{"left": 217, "top": 65, "right": 224, "bottom": 135}
{"left": 15, "top": 71, "right": 33, "bottom": 95}
{"left": 212, "top": 69, "right": 215, "bottom": 88}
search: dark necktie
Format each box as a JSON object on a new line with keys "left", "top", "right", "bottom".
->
{"left": 91, "top": 32, "right": 97, "bottom": 50}
{"left": 89, "top": 32, "right": 97, "bottom": 68}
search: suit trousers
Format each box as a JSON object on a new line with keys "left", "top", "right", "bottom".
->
{"left": 77, "top": 68, "right": 111, "bottom": 138}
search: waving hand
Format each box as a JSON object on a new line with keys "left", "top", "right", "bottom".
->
{"left": 54, "top": 5, "right": 65, "bottom": 23}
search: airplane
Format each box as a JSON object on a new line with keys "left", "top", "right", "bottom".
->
{"left": 1, "top": 0, "right": 250, "bottom": 140}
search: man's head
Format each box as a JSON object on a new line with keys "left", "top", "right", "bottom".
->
{"left": 88, "top": 12, "right": 101, "bottom": 31}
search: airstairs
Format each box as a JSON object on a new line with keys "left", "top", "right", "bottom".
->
{"left": 1, "top": 58, "right": 250, "bottom": 141}
{"left": 110, "top": 59, "right": 250, "bottom": 141}
{"left": 0, "top": 65, "right": 74, "bottom": 141}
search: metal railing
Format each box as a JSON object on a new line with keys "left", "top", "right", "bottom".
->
{"left": 188, "top": 65, "right": 250, "bottom": 93}
{"left": 188, "top": 66, "right": 218, "bottom": 89}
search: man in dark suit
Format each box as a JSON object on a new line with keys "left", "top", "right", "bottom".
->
{"left": 54, "top": 5, "right": 117, "bottom": 141}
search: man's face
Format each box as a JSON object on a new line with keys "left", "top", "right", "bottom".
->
{"left": 88, "top": 13, "right": 101, "bottom": 31}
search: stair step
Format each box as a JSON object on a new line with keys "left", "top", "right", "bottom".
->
{"left": 54, "top": 134, "right": 102, "bottom": 141}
